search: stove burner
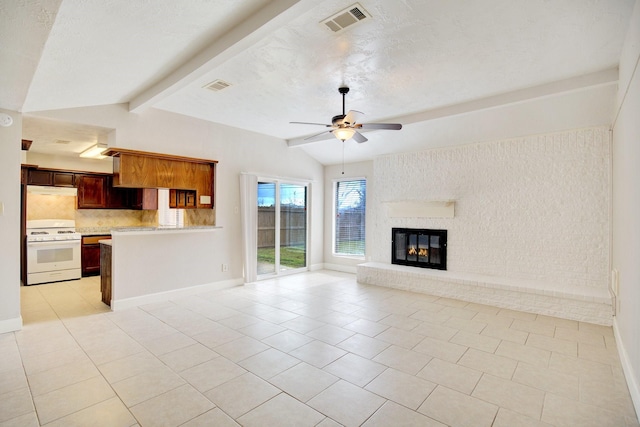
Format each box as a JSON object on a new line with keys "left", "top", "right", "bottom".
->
{"left": 58, "top": 230, "right": 75, "bottom": 234}
{"left": 30, "top": 231, "right": 48, "bottom": 235}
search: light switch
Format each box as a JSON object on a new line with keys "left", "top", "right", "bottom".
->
{"left": 0, "top": 202, "right": 4, "bottom": 216}
{"left": 200, "top": 195, "right": 211, "bottom": 204}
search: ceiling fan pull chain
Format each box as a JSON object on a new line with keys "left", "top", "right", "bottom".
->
{"left": 342, "top": 141, "right": 345, "bottom": 175}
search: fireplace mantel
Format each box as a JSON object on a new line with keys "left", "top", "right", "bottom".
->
{"left": 384, "top": 200, "right": 455, "bottom": 218}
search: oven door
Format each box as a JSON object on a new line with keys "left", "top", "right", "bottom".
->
{"left": 27, "top": 240, "right": 81, "bottom": 274}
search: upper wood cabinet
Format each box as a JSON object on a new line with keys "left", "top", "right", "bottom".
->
{"left": 23, "top": 165, "right": 159, "bottom": 210}
{"left": 53, "top": 172, "right": 75, "bottom": 187}
{"left": 27, "top": 169, "right": 54, "bottom": 186}
{"left": 169, "top": 189, "right": 197, "bottom": 209}
{"left": 77, "top": 174, "right": 107, "bottom": 208}
{"left": 131, "top": 188, "right": 158, "bottom": 210}
{"left": 26, "top": 168, "right": 76, "bottom": 187}
{"left": 105, "top": 148, "right": 216, "bottom": 209}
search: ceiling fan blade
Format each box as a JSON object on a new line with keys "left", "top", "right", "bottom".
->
{"left": 304, "top": 130, "right": 334, "bottom": 141}
{"left": 358, "top": 123, "right": 403, "bottom": 130}
{"left": 352, "top": 131, "right": 368, "bottom": 143}
{"left": 342, "top": 110, "right": 364, "bottom": 126}
{"left": 290, "top": 121, "right": 332, "bottom": 127}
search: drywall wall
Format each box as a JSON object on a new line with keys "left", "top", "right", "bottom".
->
{"left": 612, "top": 0, "right": 640, "bottom": 416}
{"left": 25, "top": 151, "right": 113, "bottom": 173}
{"left": 0, "top": 109, "right": 22, "bottom": 333}
{"left": 29, "top": 104, "right": 325, "bottom": 279}
{"left": 323, "top": 161, "right": 373, "bottom": 272}
{"left": 370, "top": 127, "right": 611, "bottom": 294}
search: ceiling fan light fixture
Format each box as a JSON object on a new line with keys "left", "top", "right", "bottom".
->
{"left": 334, "top": 128, "right": 356, "bottom": 141}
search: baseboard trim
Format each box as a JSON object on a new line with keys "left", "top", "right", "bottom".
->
{"left": 111, "top": 279, "right": 243, "bottom": 311}
{"left": 0, "top": 316, "right": 22, "bottom": 334}
{"left": 323, "top": 263, "right": 358, "bottom": 274}
{"left": 613, "top": 317, "right": 640, "bottom": 422}
{"left": 309, "top": 263, "right": 325, "bottom": 272}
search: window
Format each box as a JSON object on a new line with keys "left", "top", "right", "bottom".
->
{"left": 157, "top": 189, "right": 183, "bottom": 227}
{"left": 334, "top": 179, "right": 366, "bottom": 256}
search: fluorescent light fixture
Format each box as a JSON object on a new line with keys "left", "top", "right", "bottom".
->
{"left": 79, "top": 144, "right": 107, "bottom": 159}
{"left": 334, "top": 128, "right": 355, "bottom": 141}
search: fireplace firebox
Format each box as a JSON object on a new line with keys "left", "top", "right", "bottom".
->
{"left": 392, "top": 228, "right": 447, "bottom": 270}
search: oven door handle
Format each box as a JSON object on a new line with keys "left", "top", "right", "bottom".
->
{"left": 27, "top": 240, "right": 80, "bottom": 247}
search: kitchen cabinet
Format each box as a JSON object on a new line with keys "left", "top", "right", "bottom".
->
{"left": 27, "top": 169, "right": 54, "bottom": 186}
{"left": 26, "top": 168, "right": 76, "bottom": 187}
{"left": 77, "top": 174, "right": 155, "bottom": 210}
{"left": 105, "top": 176, "right": 130, "bottom": 209}
{"left": 77, "top": 174, "right": 107, "bottom": 208}
{"left": 53, "top": 172, "right": 75, "bottom": 187}
{"left": 106, "top": 148, "right": 216, "bottom": 209}
{"left": 82, "top": 235, "right": 110, "bottom": 276}
{"left": 131, "top": 188, "right": 158, "bottom": 210}
{"left": 169, "top": 189, "right": 197, "bottom": 209}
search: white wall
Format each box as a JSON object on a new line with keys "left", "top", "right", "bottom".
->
{"left": 612, "top": 0, "right": 640, "bottom": 414}
{"left": 323, "top": 161, "right": 373, "bottom": 272}
{"left": 111, "top": 230, "right": 231, "bottom": 307}
{"left": 0, "top": 109, "right": 22, "bottom": 333}
{"left": 29, "top": 105, "right": 325, "bottom": 280}
{"left": 370, "top": 127, "right": 611, "bottom": 295}
{"left": 25, "top": 151, "right": 113, "bottom": 173}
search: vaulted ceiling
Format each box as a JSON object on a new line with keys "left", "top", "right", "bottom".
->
{"left": 1, "top": 0, "right": 635, "bottom": 165}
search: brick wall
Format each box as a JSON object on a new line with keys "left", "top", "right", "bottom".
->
{"left": 370, "top": 127, "right": 610, "bottom": 292}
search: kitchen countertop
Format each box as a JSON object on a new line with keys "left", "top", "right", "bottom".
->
{"left": 79, "top": 225, "right": 219, "bottom": 235}
{"left": 77, "top": 227, "right": 113, "bottom": 236}
{"left": 110, "top": 225, "right": 221, "bottom": 236}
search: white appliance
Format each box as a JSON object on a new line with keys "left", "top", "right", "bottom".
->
{"left": 26, "top": 219, "right": 82, "bottom": 285}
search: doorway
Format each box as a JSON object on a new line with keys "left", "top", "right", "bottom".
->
{"left": 257, "top": 181, "right": 308, "bottom": 278}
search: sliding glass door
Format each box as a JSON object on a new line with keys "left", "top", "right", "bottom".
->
{"left": 257, "top": 181, "right": 308, "bottom": 278}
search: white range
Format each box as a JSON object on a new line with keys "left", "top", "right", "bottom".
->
{"left": 26, "top": 219, "right": 82, "bottom": 285}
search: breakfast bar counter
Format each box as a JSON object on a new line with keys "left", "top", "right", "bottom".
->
{"left": 102, "top": 226, "right": 232, "bottom": 309}
{"left": 110, "top": 225, "right": 221, "bottom": 235}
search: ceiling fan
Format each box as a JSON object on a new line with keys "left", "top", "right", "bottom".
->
{"left": 291, "top": 87, "right": 402, "bottom": 143}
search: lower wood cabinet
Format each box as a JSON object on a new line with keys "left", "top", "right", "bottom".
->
{"left": 81, "top": 235, "right": 110, "bottom": 276}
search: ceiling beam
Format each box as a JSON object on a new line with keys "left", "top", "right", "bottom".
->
{"left": 286, "top": 67, "right": 618, "bottom": 147}
{"left": 129, "top": 0, "right": 317, "bottom": 113}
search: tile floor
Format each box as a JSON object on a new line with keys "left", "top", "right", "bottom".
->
{"left": 1, "top": 271, "right": 638, "bottom": 426}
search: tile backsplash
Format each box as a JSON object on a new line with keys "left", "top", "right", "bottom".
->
{"left": 27, "top": 194, "right": 149, "bottom": 228}
{"left": 27, "top": 194, "right": 76, "bottom": 221}
{"left": 27, "top": 193, "right": 215, "bottom": 227}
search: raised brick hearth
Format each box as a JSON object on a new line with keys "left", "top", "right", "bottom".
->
{"left": 356, "top": 262, "right": 613, "bottom": 325}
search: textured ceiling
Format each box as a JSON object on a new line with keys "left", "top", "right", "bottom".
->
{"left": 3, "top": 0, "right": 636, "bottom": 165}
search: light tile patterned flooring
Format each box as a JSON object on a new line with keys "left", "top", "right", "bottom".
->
{"left": 2, "top": 271, "right": 638, "bottom": 426}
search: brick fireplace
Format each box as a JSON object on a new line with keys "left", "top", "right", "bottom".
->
{"left": 391, "top": 228, "right": 447, "bottom": 270}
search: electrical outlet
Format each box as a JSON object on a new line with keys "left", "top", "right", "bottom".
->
{"left": 222, "top": 264, "right": 229, "bottom": 272}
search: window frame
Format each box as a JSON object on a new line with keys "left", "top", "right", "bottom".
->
{"left": 332, "top": 177, "right": 367, "bottom": 258}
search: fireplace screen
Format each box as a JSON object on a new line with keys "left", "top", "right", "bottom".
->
{"left": 392, "top": 228, "right": 447, "bottom": 270}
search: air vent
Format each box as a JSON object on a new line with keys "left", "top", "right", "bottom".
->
{"left": 321, "top": 3, "right": 370, "bottom": 33}
{"left": 203, "top": 79, "right": 231, "bottom": 92}
{"left": 54, "top": 139, "right": 71, "bottom": 144}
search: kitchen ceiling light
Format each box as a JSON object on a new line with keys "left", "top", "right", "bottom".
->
{"left": 333, "top": 127, "right": 356, "bottom": 141}
{"left": 79, "top": 144, "right": 107, "bottom": 159}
